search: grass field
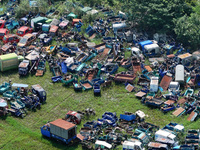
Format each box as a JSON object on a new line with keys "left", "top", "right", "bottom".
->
{"left": 0, "top": 62, "right": 199, "bottom": 150}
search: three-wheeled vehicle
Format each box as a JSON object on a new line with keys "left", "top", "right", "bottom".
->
{"left": 31, "top": 84, "right": 46, "bottom": 103}
{"left": 18, "top": 60, "right": 30, "bottom": 76}
{"left": 65, "top": 111, "right": 81, "bottom": 125}
{"left": 11, "top": 83, "right": 29, "bottom": 95}
{"left": 0, "top": 82, "right": 11, "bottom": 94}
{"left": 0, "top": 98, "right": 8, "bottom": 116}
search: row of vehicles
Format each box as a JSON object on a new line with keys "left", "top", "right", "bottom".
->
{"left": 0, "top": 29, "right": 35, "bottom": 47}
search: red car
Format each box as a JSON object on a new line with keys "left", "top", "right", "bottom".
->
{"left": 0, "top": 44, "right": 16, "bottom": 55}
{"left": 3, "top": 34, "right": 20, "bottom": 44}
{"left": 0, "top": 28, "right": 9, "bottom": 40}
{"left": 0, "top": 20, "right": 6, "bottom": 28}
{"left": 16, "top": 26, "right": 33, "bottom": 37}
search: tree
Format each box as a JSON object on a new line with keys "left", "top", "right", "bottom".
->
{"left": 174, "top": 13, "right": 200, "bottom": 50}
{"left": 121, "top": 0, "right": 192, "bottom": 33}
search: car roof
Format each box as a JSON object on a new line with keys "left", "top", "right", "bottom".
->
{"left": 4, "top": 34, "right": 17, "bottom": 38}
{"left": 0, "top": 19, "right": 6, "bottom": 23}
{"left": 18, "top": 26, "right": 29, "bottom": 31}
{"left": 23, "top": 34, "right": 35, "bottom": 39}
{"left": 0, "top": 28, "right": 8, "bottom": 33}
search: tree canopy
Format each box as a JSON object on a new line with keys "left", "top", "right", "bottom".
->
{"left": 121, "top": 0, "right": 192, "bottom": 33}
{"left": 174, "top": 13, "right": 200, "bottom": 49}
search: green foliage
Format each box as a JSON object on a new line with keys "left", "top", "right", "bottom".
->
{"left": 15, "top": 0, "right": 31, "bottom": 18}
{"left": 122, "top": 0, "right": 192, "bottom": 33}
{"left": 174, "top": 13, "right": 200, "bottom": 50}
{"left": 15, "top": 0, "right": 49, "bottom": 18}
{"left": 193, "top": 1, "right": 200, "bottom": 15}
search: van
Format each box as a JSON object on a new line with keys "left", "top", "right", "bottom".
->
{"left": 175, "top": 65, "right": 184, "bottom": 83}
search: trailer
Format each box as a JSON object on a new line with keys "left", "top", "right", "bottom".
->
{"left": 175, "top": 65, "right": 184, "bottom": 84}
{"left": 0, "top": 53, "right": 23, "bottom": 72}
{"left": 40, "top": 119, "right": 77, "bottom": 144}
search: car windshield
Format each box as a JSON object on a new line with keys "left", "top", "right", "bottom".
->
{"left": 17, "top": 30, "right": 24, "bottom": 35}
{"left": 0, "top": 33, "right": 4, "bottom": 36}
{"left": 19, "top": 38, "right": 27, "bottom": 44}
{"left": 40, "top": 91, "right": 46, "bottom": 97}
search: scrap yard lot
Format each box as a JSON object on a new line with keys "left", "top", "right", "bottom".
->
{"left": 0, "top": 68, "right": 199, "bottom": 150}
{"left": 0, "top": 0, "right": 200, "bottom": 149}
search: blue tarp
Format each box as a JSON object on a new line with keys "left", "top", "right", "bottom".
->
{"left": 61, "top": 62, "right": 67, "bottom": 74}
{"left": 138, "top": 40, "right": 153, "bottom": 50}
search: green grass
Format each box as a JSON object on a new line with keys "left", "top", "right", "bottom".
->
{"left": 0, "top": 63, "right": 200, "bottom": 150}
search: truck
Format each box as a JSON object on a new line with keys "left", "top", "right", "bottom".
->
{"left": 0, "top": 53, "right": 23, "bottom": 72}
{"left": 150, "top": 77, "right": 159, "bottom": 92}
{"left": 155, "top": 129, "right": 178, "bottom": 147}
{"left": 31, "top": 17, "right": 47, "bottom": 31}
{"left": 40, "top": 119, "right": 77, "bottom": 144}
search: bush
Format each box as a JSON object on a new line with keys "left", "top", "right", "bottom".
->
{"left": 15, "top": 0, "right": 48, "bottom": 18}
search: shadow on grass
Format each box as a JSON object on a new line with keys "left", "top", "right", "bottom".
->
{"left": 0, "top": 69, "right": 18, "bottom": 77}
{"left": 41, "top": 135, "right": 79, "bottom": 150}
{"left": 0, "top": 115, "right": 8, "bottom": 120}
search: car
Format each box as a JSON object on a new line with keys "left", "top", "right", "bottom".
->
{"left": 0, "top": 19, "right": 6, "bottom": 28}
{"left": 0, "top": 28, "right": 9, "bottom": 40}
{"left": 16, "top": 26, "right": 33, "bottom": 37}
{"left": 17, "top": 34, "right": 36, "bottom": 47}
{"left": 0, "top": 44, "right": 16, "bottom": 55}
{"left": 2, "top": 34, "right": 20, "bottom": 44}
